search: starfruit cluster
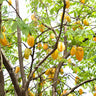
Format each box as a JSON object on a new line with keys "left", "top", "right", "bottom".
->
{"left": 75, "top": 76, "right": 80, "bottom": 84}
{"left": 45, "top": 68, "right": 56, "bottom": 81}
{"left": 45, "top": 67, "right": 64, "bottom": 81}
{"left": 61, "top": 14, "right": 71, "bottom": 23}
{"left": 31, "top": 14, "right": 38, "bottom": 26}
{"left": 28, "top": 88, "right": 34, "bottom": 96}
{"left": 38, "top": 24, "right": 45, "bottom": 32}
{"left": 51, "top": 42, "right": 65, "bottom": 60}
{"left": 72, "top": 20, "right": 83, "bottom": 31}
{"left": 70, "top": 46, "right": 84, "bottom": 61}
{"left": 24, "top": 33, "right": 35, "bottom": 59}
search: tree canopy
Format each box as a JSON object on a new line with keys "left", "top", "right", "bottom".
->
{"left": 0, "top": 0, "right": 96, "bottom": 96}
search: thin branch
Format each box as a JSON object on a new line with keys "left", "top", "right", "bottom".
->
{"left": 29, "top": 44, "right": 35, "bottom": 74}
{"left": 22, "top": 42, "right": 28, "bottom": 48}
{"left": 25, "top": 46, "right": 57, "bottom": 90}
{"left": 6, "top": 0, "right": 22, "bottom": 20}
{"left": 52, "top": 0, "right": 66, "bottom": 95}
{"left": 42, "top": 23, "right": 58, "bottom": 39}
{"left": 63, "top": 77, "right": 96, "bottom": 96}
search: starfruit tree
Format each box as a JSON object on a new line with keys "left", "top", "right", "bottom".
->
{"left": 0, "top": 0, "right": 96, "bottom": 96}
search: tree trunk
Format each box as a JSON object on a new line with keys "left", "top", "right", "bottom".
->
{"left": 0, "top": 57, "right": 5, "bottom": 96}
{"left": 15, "top": 0, "right": 26, "bottom": 88}
{"left": 2, "top": 51, "right": 22, "bottom": 96}
{"left": 0, "top": 3, "right": 5, "bottom": 96}
{"left": 14, "top": 74, "right": 19, "bottom": 96}
{"left": 15, "top": 0, "right": 27, "bottom": 95}
{"left": 0, "top": 69, "right": 5, "bottom": 96}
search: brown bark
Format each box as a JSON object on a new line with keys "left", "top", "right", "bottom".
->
{"left": 0, "top": 3, "right": 5, "bottom": 96}
{"left": 0, "top": 70, "right": 5, "bottom": 96}
{"left": 64, "top": 25, "right": 67, "bottom": 56}
{"left": 15, "top": 0, "right": 26, "bottom": 88}
{"left": 14, "top": 74, "right": 19, "bottom": 96}
{"left": 15, "top": 0, "right": 27, "bottom": 95}
{"left": 1, "top": 51, "right": 22, "bottom": 96}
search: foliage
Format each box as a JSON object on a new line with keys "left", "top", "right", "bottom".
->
{"left": 0, "top": 0, "right": 96, "bottom": 96}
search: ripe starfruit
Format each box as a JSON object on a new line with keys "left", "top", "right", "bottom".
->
{"left": 51, "top": 49, "right": 58, "bottom": 60}
{"left": 79, "top": 89, "right": 83, "bottom": 95}
{"left": 27, "top": 35, "right": 34, "bottom": 47}
{"left": 66, "top": 16, "right": 71, "bottom": 22}
{"left": 15, "top": 66, "right": 20, "bottom": 73}
{"left": 75, "top": 76, "right": 79, "bottom": 84}
{"left": 60, "top": 68, "right": 64, "bottom": 75}
{"left": 50, "top": 33, "right": 55, "bottom": 39}
{"left": 43, "top": 43, "right": 48, "bottom": 50}
{"left": 38, "top": 24, "right": 45, "bottom": 32}
{"left": 31, "top": 14, "right": 35, "bottom": 20}
{"left": 37, "top": 43, "right": 42, "bottom": 50}
{"left": 80, "top": 0, "right": 85, "bottom": 4}
{"left": 45, "top": 69, "right": 50, "bottom": 75}
{"left": 70, "top": 46, "right": 76, "bottom": 56}
{"left": 24, "top": 48, "right": 32, "bottom": 59}
{"left": 60, "top": 90, "right": 67, "bottom": 96}
{"left": 76, "top": 47, "right": 84, "bottom": 61}
{"left": 57, "top": 42, "right": 65, "bottom": 52}
{"left": 0, "top": 32, "right": 9, "bottom": 46}
{"left": 94, "top": 93, "right": 96, "bottom": 96}
{"left": 28, "top": 91, "right": 34, "bottom": 96}
{"left": 31, "top": 14, "right": 38, "bottom": 26}
{"left": 79, "top": 25, "right": 83, "bottom": 30}
{"left": 93, "top": 36, "right": 96, "bottom": 41}
{"left": 66, "top": 0, "right": 70, "bottom": 8}
{"left": 83, "top": 19, "right": 89, "bottom": 26}
{"left": 33, "top": 73, "right": 35, "bottom": 78}
{"left": 48, "top": 74, "right": 54, "bottom": 81}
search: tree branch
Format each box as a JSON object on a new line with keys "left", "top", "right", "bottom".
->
{"left": 0, "top": 3, "right": 5, "bottom": 96}
{"left": 1, "top": 51, "right": 22, "bottom": 96}
{"left": 29, "top": 45, "right": 35, "bottom": 74}
{"left": 52, "top": 0, "right": 66, "bottom": 95}
{"left": 42, "top": 23, "right": 58, "bottom": 39}
{"left": 63, "top": 77, "right": 96, "bottom": 96}
{"left": 25, "top": 46, "right": 57, "bottom": 90}
{"left": 6, "top": 0, "right": 22, "bottom": 20}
